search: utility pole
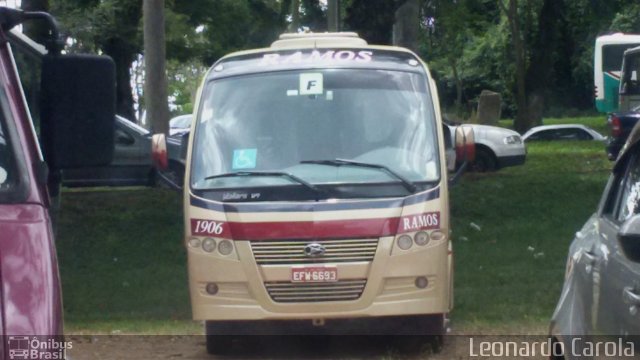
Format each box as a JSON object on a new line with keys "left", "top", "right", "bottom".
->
{"left": 328, "top": 0, "right": 339, "bottom": 32}
{"left": 143, "top": 0, "right": 170, "bottom": 135}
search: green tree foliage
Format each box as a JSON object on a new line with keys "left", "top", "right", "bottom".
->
{"left": 610, "top": 3, "right": 640, "bottom": 33}
{"left": 43, "top": 0, "right": 640, "bottom": 126}
{"left": 50, "top": 0, "right": 142, "bottom": 121}
{"left": 344, "top": 0, "right": 402, "bottom": 44}
{"left": 424, "top": 0, "right": 640, "bottom": 127}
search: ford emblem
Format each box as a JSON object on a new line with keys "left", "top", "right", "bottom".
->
{"left": 304, "top": 243, "right": 326, "bottom": 257}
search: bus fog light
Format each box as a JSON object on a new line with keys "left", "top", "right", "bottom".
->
{"left": 217, "top": 240, "right": 234, "bottom": 255}
{"left": 205, "top": 283, "right": 219, "bottom": 295}
{"left": 414, "top": 231, "right": 430, "bottom": 246}
{"left": 415, "top": 276, "right": 429, "bottom": 289}
{"left": 202, "top": 238, "right": 216, "bottom": 253}
{"left": 188, "top": 238, "right": 201, "bottom": 248}
{"left": 397, "top": 235, "right": 413, "bottom": 250}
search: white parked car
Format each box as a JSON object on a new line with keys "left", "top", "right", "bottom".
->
{"left": 444, "top": 120, "right": 527, "bottom": 172}
{"left": 169, "top": 114, "right": 192, "bottom": 136}
{"left": 522, "top": 124, "right": 606, "bottom": 142}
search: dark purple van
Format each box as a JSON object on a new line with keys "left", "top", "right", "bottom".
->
{"left": 0, "top": 7, "right": 115, "bottom": 356}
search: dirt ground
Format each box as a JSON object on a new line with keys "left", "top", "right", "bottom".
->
{"left": 66, "top": 334, "right": 553, "bottom": 360}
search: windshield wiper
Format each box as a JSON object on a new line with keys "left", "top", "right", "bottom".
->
{"left": 300, "top": 159, "right": 418, "bottom": 193}
{"left": 204, "top": 171, "right": 327, "bottom": 200}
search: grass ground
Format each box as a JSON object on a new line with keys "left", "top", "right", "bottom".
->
{"left": 57, "top": 116, "right": 612, "bottom": 335}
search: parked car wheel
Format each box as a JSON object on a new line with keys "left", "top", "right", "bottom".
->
{"left": 470, "top": 147, "right": 497, "bottom": 172}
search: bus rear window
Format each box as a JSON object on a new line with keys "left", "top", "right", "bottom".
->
{"left": 603, "top": 44, "right": 640, "bottom": 72}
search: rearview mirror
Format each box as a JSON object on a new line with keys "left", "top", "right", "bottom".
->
{"left": 151, "top": 133, "right": 168, "bottom": 171}
{"left": 618, "top": 215, "right": 640, "bottom": 262}
{"left": 40, "top": 54, "right": 116, "bottom": 169}
{"left": 448, "top": 125, "right": 476, "bottom": 185}
{"left": 455, "top": 125, "right": 476, "bottom": 164}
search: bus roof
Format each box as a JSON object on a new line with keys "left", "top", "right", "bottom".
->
{"left": 206, "top": 33, "right": 426, "bottom": 81}
{"left": 596, "top": 33, "right": 640, "bottom": 46}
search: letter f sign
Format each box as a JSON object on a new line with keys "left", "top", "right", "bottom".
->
{"left": 307, "top": 80, "right": 316, "bottom": 90}
{"left": 300, "top": 73, "right": 323, "bottom": 95}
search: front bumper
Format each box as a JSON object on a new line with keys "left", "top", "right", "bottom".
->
{"left": 188, "top": 236, "right": 450, "bottom": 321}
{"left": 497, "top": 154, "right": 526, "bottom": 168}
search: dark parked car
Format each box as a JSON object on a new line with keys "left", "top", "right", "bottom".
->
{"left": 549, "top": 121, "right": 640, "bottom": 358}
{"left": 606, "top": 106, "right": 640, "bottom": 160}
{"left": 63, "top": 115, "right": 184, "bottom": 187}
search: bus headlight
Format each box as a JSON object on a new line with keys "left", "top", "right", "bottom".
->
{"left": 414, "top": 231, "right": 430, "bottom": 246}
{"left": 188, "top": 238, "right": 201, "bottom": 248}
{"left": 202, "top": 238, "right": 216, "bottom": 253}
{"left": 397, "top": 235, "right": 413, "bottom": 250}
{"left": 217, "top": 240, "right": 234, "bottom": 255}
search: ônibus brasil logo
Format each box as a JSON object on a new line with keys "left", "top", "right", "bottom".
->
{"left": 7, "top": 336, "right": 71, "bottom": 360}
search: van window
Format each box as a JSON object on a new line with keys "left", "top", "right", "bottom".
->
{"left": 0, "top": 112, "right": 19, "bottom": 198}
{"left": 621, "top": 52, "right": 640, "bottom": 95}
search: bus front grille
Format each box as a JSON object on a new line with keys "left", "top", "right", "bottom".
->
{"left": 265, "top": 279, "right": 367, "bottom": 303}
{"left": 250, "top": 239, "right": 378, "bottom": 265}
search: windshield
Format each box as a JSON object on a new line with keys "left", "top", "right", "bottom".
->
{"left": 191, "top": 68, "right": 440, "bottom": 193}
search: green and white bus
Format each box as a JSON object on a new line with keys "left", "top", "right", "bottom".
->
{"left": 594, "top": 33, "right": 640, "bottom": 113}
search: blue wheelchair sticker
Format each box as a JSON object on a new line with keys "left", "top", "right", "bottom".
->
{"left": 232, "top": 149, "right": 257, "bottom": 169}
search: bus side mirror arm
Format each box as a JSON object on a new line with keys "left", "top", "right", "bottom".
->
{"left": 448, "top": 161, "right": 468, "bottom": 186}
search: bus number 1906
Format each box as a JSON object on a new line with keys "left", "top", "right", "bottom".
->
{"left": 192, "top": 219, "right": 224, "bottom": 235}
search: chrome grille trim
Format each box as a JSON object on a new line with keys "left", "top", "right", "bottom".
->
{"left": 251, "top": 239, "right": 378, "bottom": 264}
{"left": 265, "top": 279, "right": 367, "bottom": 303}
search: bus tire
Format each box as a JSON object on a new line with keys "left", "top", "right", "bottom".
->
{"left": 205, "top": 322, "right": 233, "bottom": 355}
{"left": 396, "top": 314, "right": 446, "bottom": 354}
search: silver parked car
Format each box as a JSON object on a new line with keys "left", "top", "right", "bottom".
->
{"left": 169, "top": 114, "right": 192, "bottom": 136}
{"left": 62, "top": 115, "right": 183, "bottom": 187}
{"left": 549, "top": 122, "right": 640, "bottom": 358}
{"left": 522, "top": 124, "right": 606, "bottom": 142}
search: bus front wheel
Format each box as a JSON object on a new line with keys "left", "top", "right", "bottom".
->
{"left": 205, "top": 321, "right": 234, "bottom": 355}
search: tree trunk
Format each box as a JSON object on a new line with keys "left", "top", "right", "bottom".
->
{"left": 328, "top": 0, "right": 339, "bottom": 32}
{"left": 143, "top": 0, "right": 170, "bottom": 135}
{"left": 450, "top": 59, "right": 463, "bottom": 112}
{"left": 502, "top": 0, "right": 530, "bottom": 133}
{"left": 393, "top": 0, "right": 420, "bottom": 52}
{"left": 289, "top": 0, "right": 300, "bottom": 32}
{"left": 103, "top": 39, "right": 137, "bottom": 122}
